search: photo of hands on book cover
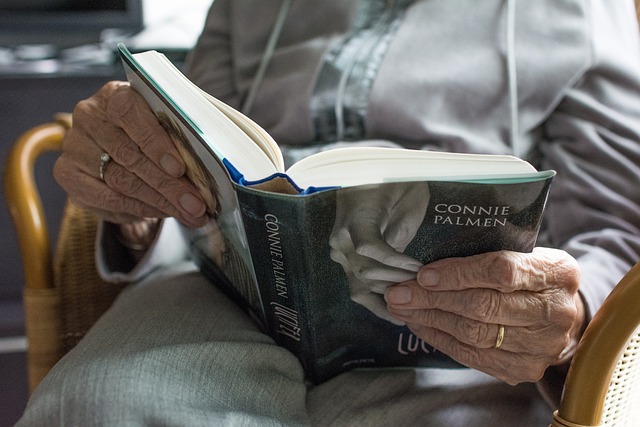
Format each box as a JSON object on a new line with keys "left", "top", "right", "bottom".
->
{"left": 119, "top": 44, "right": 555, "bottom": 383}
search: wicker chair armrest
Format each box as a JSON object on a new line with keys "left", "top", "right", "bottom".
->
{"left": 552, "top": 261, "right": 640, "bottom": 426}
{"left": 3, "top": 114, "right": 71, "bottom": 290}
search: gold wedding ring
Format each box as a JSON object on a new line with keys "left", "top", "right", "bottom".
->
{"left": 99, "top": 152, "right": 111, "bottom": 182}
{"left": 494, "top": 324, "right": 505, "bottom": 349}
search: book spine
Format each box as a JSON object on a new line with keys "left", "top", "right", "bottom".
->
{"left": 235, "top": 187, "right": 314, "bottom": 366}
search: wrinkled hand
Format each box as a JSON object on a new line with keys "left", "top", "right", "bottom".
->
{"left": 385, "top": 247, "right": 585, "bottom": 385}
{"left": 329, "top": 182, "right": 429, "bottom": 324}
{"left": 54, "top": 82, "right": 209, "bottom": 245}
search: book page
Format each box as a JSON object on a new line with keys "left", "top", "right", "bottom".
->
{"left": 285, "top": 146, "right": 552, "bottom": 189}
{"left": 120, "top": 45, "right": 554, "bottom": 193}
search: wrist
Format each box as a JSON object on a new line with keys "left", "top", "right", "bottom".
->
{"left": 116, "top": 219, "right": 160, "bottom": 254}
{"left": 115, "top": 230, "right": 148, "bottom": 251}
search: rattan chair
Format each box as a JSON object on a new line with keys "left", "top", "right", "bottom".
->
{"left": 3, "top": 115, "right": 127, "bottom": 393}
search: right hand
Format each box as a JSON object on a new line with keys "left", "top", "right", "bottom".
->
{"left": 54, "top": 81, "right": 210, "bottom": 237}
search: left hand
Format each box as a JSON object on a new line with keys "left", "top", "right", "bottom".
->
{"left": 54, "top": 81, "right": 208, "bottom": 228}
{"left": 385, "top": 247, "right": 585, "bottom": 385}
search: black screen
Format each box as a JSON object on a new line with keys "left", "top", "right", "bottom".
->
{"left": 0, "top": 0, "right": 143, "bottom": 47}
{"left": 0, "top": 1, "right": 127, "bottom": 12}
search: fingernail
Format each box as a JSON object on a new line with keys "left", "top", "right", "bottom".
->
{"left": 419, "top": 269, "right": 440, "bottom": 286}
{"left": 180, "top": 193, "right": 205, "bottom": 217}
{"left": 161, "top": 154, "right": 185, "bottom": 177}
{"left": 386, "top": 285, "right": 412, "bottom": 304}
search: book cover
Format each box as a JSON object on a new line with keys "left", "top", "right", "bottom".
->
{"left": 231, "top": 178, "right": 551, "bottom": 382}
{"left": 119, "top": 45, "right": 555, "bottom": 383}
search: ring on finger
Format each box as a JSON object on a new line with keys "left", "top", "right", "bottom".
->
{"left": 494, "top": 324, "right": 505, "bottom": 349}
{"left": 99, "top": 152, "right": 111, "bottom": 182}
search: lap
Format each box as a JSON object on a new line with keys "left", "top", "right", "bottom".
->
{"left": 18, "top": 265, "right": 551, "bottom": 426}
{"left": 310, "top": 368, "right": 549, "bottom": 426}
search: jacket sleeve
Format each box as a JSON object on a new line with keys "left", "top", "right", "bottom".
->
{"left": 184, "top": 0, "right": 242, "bottom": 108}
{"left": 95, "top": 218, "right": 191, "bottom": 283}
{"left": 539, "top": 0, "right": 640, "bottom": 319}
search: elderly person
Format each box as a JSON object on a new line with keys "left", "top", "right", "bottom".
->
{"left": 18, "top": 0, "right": 640, "bottom": 425}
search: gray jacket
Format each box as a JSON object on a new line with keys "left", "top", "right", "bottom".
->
{"left": 184, "top": 0, "right": 640, "bottom": 319}
{"left": 100, "top": 0, "right": 640, "bottom": 327}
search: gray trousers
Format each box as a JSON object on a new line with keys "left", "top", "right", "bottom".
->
{"left": 18, "top": 263, "right": 551, "bottom": 426}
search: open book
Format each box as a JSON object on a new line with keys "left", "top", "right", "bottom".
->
{"left": 119, "top": 44, "right": 555, "bottom": 383}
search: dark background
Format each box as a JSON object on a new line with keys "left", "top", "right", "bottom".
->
{"left": 0, "top": 70, "right": 123, "bottom": 427}
{"left": 0, "top": 0, "right": 210, "bottom": 423}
